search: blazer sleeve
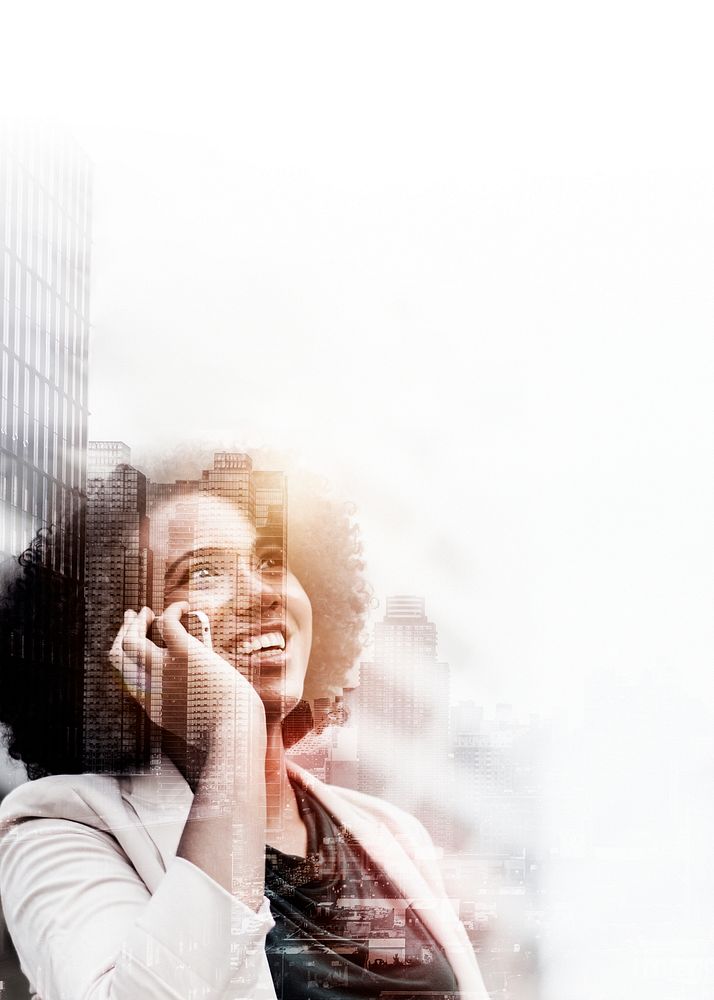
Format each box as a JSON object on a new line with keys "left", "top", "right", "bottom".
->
{"left": 0, "top": 816, "right": 277, "bottom": 1000}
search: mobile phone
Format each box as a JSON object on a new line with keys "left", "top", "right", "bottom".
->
{"left": 184, "top": 610, "right": 213, "bottom": 650}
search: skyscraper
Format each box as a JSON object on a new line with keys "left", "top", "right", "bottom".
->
{"left": 356, "top": 595, "right": 451, "bottom": 845}
{"left": 451, "top": 702, "right": 542, "bottom": 857}
{"left": 0, "top": 124, "right": 91, "bottom": 570}
{"left": 147, "top": 477, "right": 199, "bottom": 615}
{"left": 83, "top": 442, "right": 152, "bottom": 771}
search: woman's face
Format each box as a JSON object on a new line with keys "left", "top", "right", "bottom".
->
{"left": 160, "top": 495, "right": 313, "bottom": 719}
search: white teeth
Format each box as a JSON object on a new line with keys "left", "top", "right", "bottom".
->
{"left": 240, "top": 631, "right": 285, "bottom": 654}
{"left": 259, "top": 631, "right": 285, "bottom": 651}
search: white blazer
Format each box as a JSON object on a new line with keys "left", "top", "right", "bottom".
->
{"left": 0, "top": 759, "right": 487, "bottom": 1000}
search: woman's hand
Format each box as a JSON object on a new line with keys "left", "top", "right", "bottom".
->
{"left": 110, "top": 603, "right": 268, "bottom": 907}
{"left": 109, "top": 602, "right": 265, "bottom": 743}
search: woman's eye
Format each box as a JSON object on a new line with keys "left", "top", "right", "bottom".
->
{"left": 258, "top": 551, "right": 284, "bottom": 572}
{"left": 189, "top": 565, "right": 218, "bottom": 583}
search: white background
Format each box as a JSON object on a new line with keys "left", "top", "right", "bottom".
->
{"left": 2, "top": 3, "right": 713, "bottom": 996}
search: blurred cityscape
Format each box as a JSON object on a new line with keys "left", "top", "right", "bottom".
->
{"left": 290, "top": 595, "right": 547, "bottom": 999}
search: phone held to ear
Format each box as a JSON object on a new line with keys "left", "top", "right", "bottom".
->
{"left": 184, "top": 610, "right": 213, "bottom": 650}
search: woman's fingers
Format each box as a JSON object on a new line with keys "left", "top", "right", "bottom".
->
{"left": 109, "top": 610, "right": 137, "bottom": 666}
{"left": 158, "top": 600, "right": 191, "bottom": 652}
{"left": 110, "top": 607, "right": 163, "bottom": 708}
{"left": 121, "top": 607, "right": 157, "bottom": 662}
{"left": 160, "top": 600, "right": 242, "bottom": 692}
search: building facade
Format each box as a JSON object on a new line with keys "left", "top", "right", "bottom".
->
{"left": 355, "top": 595, "right": 451, "bottom": 846}
{"left": 0, "top": 124, "right": 91, "bottom": 571}
{"left": 83, "top": 442, "right": 152, "bottom": 771}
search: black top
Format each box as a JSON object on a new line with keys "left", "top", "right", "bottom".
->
{"left": 264, "top": 780, "right": 458, "bottom": 1000}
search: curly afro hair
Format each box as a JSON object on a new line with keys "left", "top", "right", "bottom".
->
{"left": 0, "top": 447, "right": 371, "bottom": 777}
{"left": 0, "top": 527, "right": 85, "bottom": 779}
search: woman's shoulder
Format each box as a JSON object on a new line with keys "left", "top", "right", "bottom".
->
{"left": 0, "top": 772, "right": 125, "bottom": 834}
{"left": 0, "top": 756, "right": 193, "bottom": 830}
{"left": 0, "top": 766, "right": 193, "bottom": 895}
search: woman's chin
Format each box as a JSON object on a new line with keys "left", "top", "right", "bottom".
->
{"left": 213, "top": 645, "right": 308, "bottom": 723}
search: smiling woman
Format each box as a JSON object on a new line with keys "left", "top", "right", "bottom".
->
{"left": 0, "top": 451, "right": 488, "bottom": 1000}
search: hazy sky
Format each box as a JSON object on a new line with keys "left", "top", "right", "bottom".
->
{"left": 1, "top": 2, "right": 712, "bottom": 718}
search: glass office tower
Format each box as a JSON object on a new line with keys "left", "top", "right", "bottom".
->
{"left": 0, "top": 123, "right": 91, "bottom": 572}
{"left": 0, "top": 124, "right": 92, "bottom": 775}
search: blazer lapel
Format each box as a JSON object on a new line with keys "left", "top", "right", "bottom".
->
{"left": 286, "top": 762, "right": 488, "bottom": 998}
{"left": 118, "top": 763, "right": 194, "bottom": 891}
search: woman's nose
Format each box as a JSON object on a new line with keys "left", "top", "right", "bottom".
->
{"left": 212, "top": 558, "right": 285, "bottom": 617}
{"left": 260, "top": 574, "right": 283, "bottom": 605}
{"left": 253, "top": 566, "right": 285, "bottom": 615}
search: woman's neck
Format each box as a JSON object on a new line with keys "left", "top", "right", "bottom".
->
{"left": 160, "top": 718, "right": 309, "bottom": 857}
{"left": 264, "top": 717, "right": 308, "bottom": 857}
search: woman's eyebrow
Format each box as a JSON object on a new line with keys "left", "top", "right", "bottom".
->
{"left": 164, "top": 546, "right": 246, "bottom": 582}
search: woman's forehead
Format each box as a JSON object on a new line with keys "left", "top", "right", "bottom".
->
{"left": 155, "top": 494, "right": 256, "bottom": 551}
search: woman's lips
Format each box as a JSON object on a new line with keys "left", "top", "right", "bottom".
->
{"left": 219, "top": 628, "right": 290, "bottom": 665}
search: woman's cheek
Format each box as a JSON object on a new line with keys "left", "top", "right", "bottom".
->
{"left": 191, "top": 581, "right": 234, "bottom": 612}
